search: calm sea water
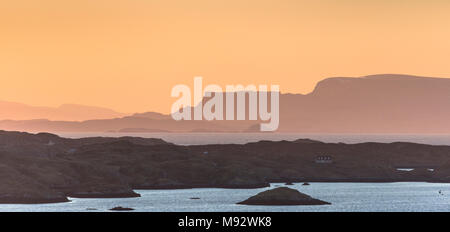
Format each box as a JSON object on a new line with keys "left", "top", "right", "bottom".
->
{"left": 57, "top": 132, "right": 450, "bottom": 146}
{"left": 1, "top": 182, "right": 449, "bottom": 212}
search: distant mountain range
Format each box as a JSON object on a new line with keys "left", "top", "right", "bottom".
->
{"left": 0, "top": 101, "right": 126, "bottom": 121}
{"left": 2, "top": 74, "right": 450, "bottom": 133}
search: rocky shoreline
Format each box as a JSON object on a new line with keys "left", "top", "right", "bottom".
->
{"left": 2, "top": 130, "right": 450, "bottom": 204}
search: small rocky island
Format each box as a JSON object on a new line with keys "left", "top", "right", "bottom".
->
{"left": 237, "top": 187, "right": 331, "bottom": 205}
{"left": 109, "top": 206, "right": 135, "bottom": 211}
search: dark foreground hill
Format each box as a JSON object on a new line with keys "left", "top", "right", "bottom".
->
{"left": 1, "top": 130, "right": 450, "bottom": 203}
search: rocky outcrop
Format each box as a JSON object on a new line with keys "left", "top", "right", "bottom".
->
{"left": 237, "top": 187, "right": 330, "bottom": 205}
{"left": 0, "top": 131, "right": 163, "bottom": 203}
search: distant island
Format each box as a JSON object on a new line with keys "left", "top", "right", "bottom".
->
{"left": 1, "top": 130, "right": 450, "bottom": 204}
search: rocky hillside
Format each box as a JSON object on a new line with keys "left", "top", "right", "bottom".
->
{"left": 1, "top": 131, "right": 450, "bottom": 203}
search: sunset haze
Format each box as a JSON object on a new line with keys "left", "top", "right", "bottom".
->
{"left": 1, "top": 0, "right": 450, "bottom": 113}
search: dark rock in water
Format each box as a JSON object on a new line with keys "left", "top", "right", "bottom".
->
{"left": 109, "top": 206, "right": 134, "bottom": 211}
{"left": 190, "top": 197, "right": 200, "bottom": 200}
{"left": 302, "top": 182, "right": 310, "bottom": 186}
{"left": 285, "top": 182, "right": 294, "bottom": 185}
{"left": 237, "top": 187, "right": 330, "bottom": 206}
{"left": 86, "top": 208, "right": 98, "bottom": 211}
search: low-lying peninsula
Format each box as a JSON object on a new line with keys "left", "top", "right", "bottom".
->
{"left": 1, "top": 130, "right": 450, "bottom": 203}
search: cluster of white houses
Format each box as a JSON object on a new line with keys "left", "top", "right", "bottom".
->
{"left": 315, "top": 156, "right": 333, "bottom": 164}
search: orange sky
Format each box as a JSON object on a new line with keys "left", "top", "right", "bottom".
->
{"left": 1, "top": 0, "right": 450, "bottom": 113}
